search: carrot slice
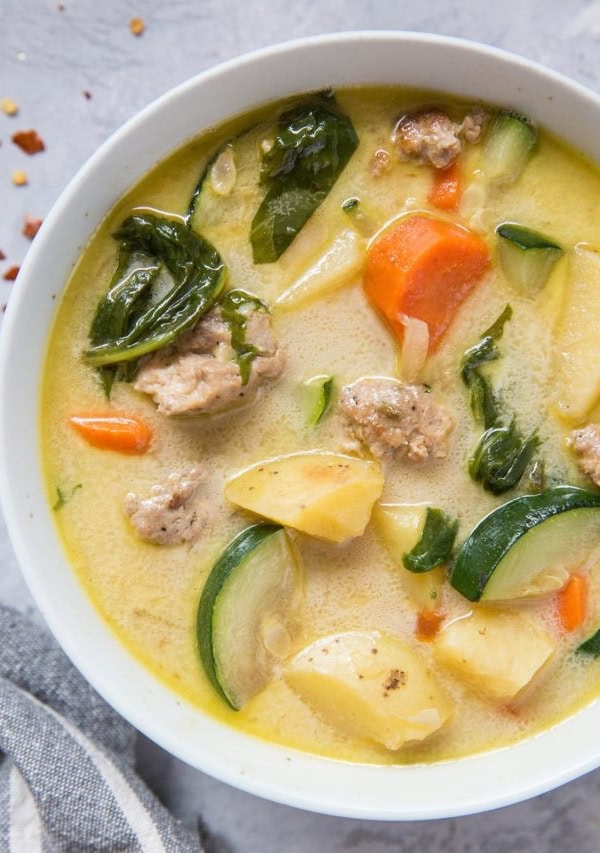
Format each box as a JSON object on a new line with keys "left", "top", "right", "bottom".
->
{"left": 415, "top": 609, "right": 445, "bottom": 642}
{"left": 69, "top": 414, "right": 152, "bottom": 453}
{"left": 364, "top": 214, "right": 490, "bottom": 351}
{"left": 428, "top": 161, "right": 461, "bottom": 210}
{"left": 557, "top": 573, "right": 588, "bottom": 633}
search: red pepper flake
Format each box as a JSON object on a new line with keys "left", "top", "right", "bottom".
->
{"left": 3, "top": 266, "right": 20, "bottom": 281}
{"left": 415, "top": 610, "right": 445, "bottom": 642}
{"left": 12, "top": 129, "right": 45, "bottom": 155}
{"left": 129, "top": 17, "right": 145, "bottom": 36}
{"left": 22, "top": 215, "right": 43, "bottom": 240}
{"left": 0, "top": 250, "right": 5, "bottom": 261}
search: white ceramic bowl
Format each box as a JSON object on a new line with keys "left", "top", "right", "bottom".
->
{"left": 2, "top": 32, "right": 600, "bottom": 820}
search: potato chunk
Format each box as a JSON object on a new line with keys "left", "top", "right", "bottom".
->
{"left": 285, "top": 631, "right": 453, "bottom": 749}
{"left": 225, "top": 452, "right": 383, "bottom": 543}
{"left": 435, "top": 608, "right": 556, "bottom": 703}
{"left": 553, "top": 245, "right": 600, "bottom": 422}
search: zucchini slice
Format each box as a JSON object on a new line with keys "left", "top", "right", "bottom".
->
{"left": 304, "top": 375, "right": 334, "bottom": 426}
{"left": 197, "top": 523, "right": 301, "bottom": 709}
{"left": 578, "top": 626, "right": 600, "bottom": 657}
{"left": 496, "top": 222, "right": 563, "bottom": 291}
{"left": 450, "top": 486, "right": 600, "bottom": 602}
{"left": 480, "top": 112, "right": 537, "bottom": 185}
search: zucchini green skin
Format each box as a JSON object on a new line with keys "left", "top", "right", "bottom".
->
{"left": 450, "top": 486, "right": 600, "bottom": 602}
{"left": 578, "top": 627, "right": 600, "bottom": 657}
{"left": 196, "top": 523, "right": 282, "bottom": 707}
{"left": 496, "top": 223, "right": 562, "bottom": 252}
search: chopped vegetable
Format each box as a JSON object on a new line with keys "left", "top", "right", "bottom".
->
{"left": 251, "top": 100, "right": 358, "bottom": 263}
{"left": 275, "top": 229, "right": 365, "bottom": 309}
{"left": 69, "top": 414, "right": 152, "bottom": 453}
{"left": 553, "top": 244, "right": 600, "bottom": 422}
{"left": 225, "top": 451, "right": 384, "bottom": 543}
{"left": 403, "top": 508, "right": 458, "bottom": 573}
{"left": 461, "top": 306, "right": 538, "bottom": 493}
{"left": 219, "top": 289, "right": 268, "bottom": 384}
{"left": 496, "top": 222, "right": 563, "bottom": 291}
{"left": 373, "top": 503, "right": 445, "bottom": 610}
{"left": 469, "top": 416, "right": 540, "bottom": 495}
{"left": 428, "top": 160, "right": 461, "bottom": 210}
{"left": 303, "top": 375, "right": 334, "bottom": 426}
{"left": 342, "top": 197, "right": 379, "bottom": 237}
{"left": 363, "top": 215, "right": 490, "bottom": 351}
{"left": 557, "top": 574, "right": 588, "bottom": 633}
{"left": 285, "top": 630, "right": 453, "bottom": 749}
{"left": 578, "top": 625, "right": 600, "bottom": 656}
{"left": 399, "top": 314, "right": 429, "bottom": 382}
{"left": 450, "top": 486, "right": 600, "bottom": 602}
{"left": 197, "top": 524, "right": 301, "bottom": 709}
{"left": 415, "top": 610, "right": 445, "bottom": 641}
{"left": 52, "top": 483, "right": 82, "bottom": 511}
{"left": 210, "top": 144, "right": 236, "bottom": 196}
{"left": 85, "top": 214, "right": 226, "bottom": 368}
{"left": 480, "top": 111, "right": 537, "bottom": 185}
{"left": 461, "top": 304, "right": 512, "bottom": 427}
{"left": 435, "top": 609, "right": 555, "bottom": 703}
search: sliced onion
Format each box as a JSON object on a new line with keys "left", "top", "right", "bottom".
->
{"left": 210, "top": 144, "right": 236, "bottom": 196}
{"left": 399, "top": 314, "right": 429, "bottom": 382}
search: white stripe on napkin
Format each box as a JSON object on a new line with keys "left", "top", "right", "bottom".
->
{"left": 9, "top": 765, "right": 43, "bottom": 853}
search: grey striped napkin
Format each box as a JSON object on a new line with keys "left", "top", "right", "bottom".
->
{"left": 0, "top": 605, "right": 202, "bottom": 852}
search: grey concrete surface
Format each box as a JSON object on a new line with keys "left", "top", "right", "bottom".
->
{"left": 3, "top": 1, "right": 600, "bottom": 850}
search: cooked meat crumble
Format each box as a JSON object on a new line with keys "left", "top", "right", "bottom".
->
{"left": 569, "top": 424, "right": 600, "bottom": 488}
{"left": 124, "top": 465, "right": 213, "bottom": 545}
{"left": 133, "top": 306, "right": 284, "bottom": 416}
{"left": 392, "top": 107, "right": 488, "bottom": 169}
{"left": 340, "top": 377, "right": 454, "bottom": 462}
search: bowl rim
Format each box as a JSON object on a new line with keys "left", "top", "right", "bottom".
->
{"left": 3, "top": 30, "right": 600, "bottom": 820}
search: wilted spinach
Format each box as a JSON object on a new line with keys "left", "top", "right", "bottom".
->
{"left": 219, "top": 289, "right": 268, "bottom": 384}
{"left": 403, "top": 508, "right": 458, "bottom": 573}
{"left": 85, "top": 214, "right": 226, "bottom": 369}
{"left": 251, "top": 100, "right": 358, "bottom": 263}
{"left": 461, "top": 305, "right": 539, "bottom": 494}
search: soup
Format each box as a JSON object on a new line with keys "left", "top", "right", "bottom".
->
{"left": 41, "top": 87, "right": 600, "bottom": 764}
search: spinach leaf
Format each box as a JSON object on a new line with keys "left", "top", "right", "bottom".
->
{"left": 461, "top": 304, "right": 512, "bottom": 427}
{"left": 403, "top": 508, "right": 458, "bottom": 573}
{"left": 219, "top": 289, "right": 268, "bottom": 385}
{"left": 85, "top": 214, "right": 226, "bottom": 367}
{"left": 53, "top": 483, "right": 82, "bottom": 511}
{"left": 469, "top": 416, "right": 540, "bottom": 495}
{"left": 251, "top": 100, "right": 358, "bottom": 263}
{"left": 461, "top": 305, "right": 539, "bottom": 494}
{"left": 578, "top": 626, "right": 600, "bottom": 657}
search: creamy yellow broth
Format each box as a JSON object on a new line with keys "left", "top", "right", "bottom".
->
{"left": 41, "top": 88, "right": 600, "bottom": 764}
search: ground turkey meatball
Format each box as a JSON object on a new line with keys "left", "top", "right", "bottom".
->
{"left": 569, "top": 424, "right": 600, "bottom": 488}
{"left": 133, "top": 306, "right": 284, "bottom": 416}
{"left": 340, "top": 378, "right": 454, "bottom": 462}
{"left": 124, "top": 466, "right": 212, "bottom": 545}
{"left": 392, "top": 107, "right": 488, "bottom": 169}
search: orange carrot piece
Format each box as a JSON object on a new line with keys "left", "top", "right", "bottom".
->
{"left": 415, "top": 609, "right": 445, "bottom": 642}
{"left": 69, "top": 414, "right": 152, "bottom": 454}
{"left": 558, "top": 573, "right": 588, "bottom": 633}
{"left": 363, "top": 214, "right": 490, "bottom": 351}
{"left": 428, "top": 161, "right": 461, "bottom": 210}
